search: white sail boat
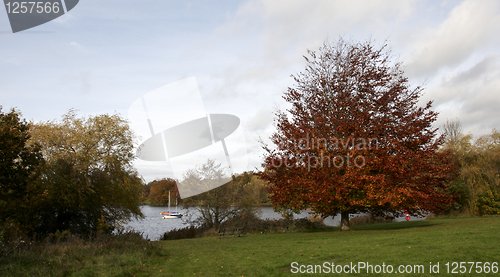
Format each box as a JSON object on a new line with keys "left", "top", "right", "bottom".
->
{"left": 161, "top": 191, "right": 183, "bottom": 219}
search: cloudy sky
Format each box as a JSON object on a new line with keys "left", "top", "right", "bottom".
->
{"left": 1, "top": 0, "right": 499, "bottom": 182}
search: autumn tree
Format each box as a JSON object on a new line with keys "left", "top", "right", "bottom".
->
{"left": 0, "top": 108, "right": 44, "bottom": 238}
{"left": 228, "top": 172, "right": 269, "bottom": 207}
{"left": 148, "top": 178, "right": 179, "bottom": 206}
{"left": 442, "top": 119, "right": 500, "bottom": 215}
{"left": 245, "top": 173, "right": 271, "bottom": 206}
{"left": 474, "top": 130, "right": 500, "bottom": 215}
{"left": 259, "top": 39, "right": 456, "bottom": 230}
{"left": 28, "top": 110, "right": 143, "bottom": 236}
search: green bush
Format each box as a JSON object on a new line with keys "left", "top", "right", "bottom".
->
{"left": 476, "top": 190, "right": 500, "bottom": 215}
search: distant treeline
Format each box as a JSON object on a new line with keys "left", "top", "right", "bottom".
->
{"left": 141, "top": 172, "right": 271, "bottom": 207}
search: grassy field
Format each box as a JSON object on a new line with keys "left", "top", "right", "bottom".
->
{"left": 1, "top": 215, "right": 499, "bottom": 276}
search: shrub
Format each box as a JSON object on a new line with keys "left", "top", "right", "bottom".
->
{"left": 160, "top": 225, "right": 212, "bottom": 240}
{"left": 160, "top": 215, "right": 330, "bottom": 240}
{"left": 0, "top": 229, "right": 164, "bottom": 275}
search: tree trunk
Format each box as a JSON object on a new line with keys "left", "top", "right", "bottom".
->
{"left": 340, "top": 210, "right": 350, "bottom": 231}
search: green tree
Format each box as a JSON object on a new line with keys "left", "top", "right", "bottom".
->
{"left": 141, "top": 182, "right": 151, "bottom": 202}
{"left": 234, "top": 173, "right": 271, "bottom": 206}
{"left": 442, "top": 119, "right": 500, "bottom": 215}
{"left": 182, "top": 160, "right": 255, "bottom": 229}
{"left": 28, "top": 110, "right": 143, "bottom": 236}
{"left": 441, "top": 119, "right": 474, "bottom": 213}
{"left": 0, "top": 108, "right": 44, "bottom": 237}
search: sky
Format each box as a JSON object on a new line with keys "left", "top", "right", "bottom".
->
{"left": 1, "top": 0, "right": 499, "bottom": 183}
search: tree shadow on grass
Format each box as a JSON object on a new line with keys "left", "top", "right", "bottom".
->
{"left": 350, "top": 220, "right": 442, "bottom": 231}
{"left": 316, "top": 220, "right": 442, "bottom": 233}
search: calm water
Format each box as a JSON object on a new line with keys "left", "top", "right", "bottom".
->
{"left": 124, "top": 206, "right": 419, "bottom": 240}
{"left": 124, "top": 206, "right": 341, "bottom": 240}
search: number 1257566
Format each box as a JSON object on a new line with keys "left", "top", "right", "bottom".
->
{"left": 445, "top": 262, "right": 498, "bottom": 274}
{"left": 5, "top": 2, "right": 61, "bottom": 14}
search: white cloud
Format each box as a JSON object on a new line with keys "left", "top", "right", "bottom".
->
{"left": 213, "top": 0, "right": 419, "bottom": 95}
{"left": 246, "top": 108, "right": 274, "bottom": 132}
{"left": 259, "top": 0, "right": 416, "bottom": 59}
{"left": 427, "top": 54, "right": 500, "bottom": 135}
{"left": 405, "top": 0, "right": 500, "bottom": 78}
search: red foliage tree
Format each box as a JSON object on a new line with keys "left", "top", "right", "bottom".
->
{"left": 258, "top": 39, "right": 457, "bottom": 230}
{"left": 149, "top": 178, "right": 179, "bottom": 206}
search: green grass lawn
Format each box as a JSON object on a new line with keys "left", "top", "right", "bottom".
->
{"left": 154, "top": 216, "right": 499, "bottom": 276}
{"left": 2, "top": 216, "right": 499, "bottom": 276}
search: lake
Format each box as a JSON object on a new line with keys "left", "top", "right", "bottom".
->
{"left": 124, "top": 206, "right": 341, "bottom": 240}
{"left": 124, "top": 206, "right": 419, "bottom": 240}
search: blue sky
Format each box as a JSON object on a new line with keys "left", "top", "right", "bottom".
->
{"left": 1, "top": 0, "right": 500, "bottom": 182}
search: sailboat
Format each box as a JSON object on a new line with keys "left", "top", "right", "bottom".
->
{"left": 161, "top": 191, "right": 183, "bottom": 219}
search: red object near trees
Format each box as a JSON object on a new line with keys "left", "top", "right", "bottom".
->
{"left": 258, "top": 38, "right": 457, "bottom": 231}
{"left": 404, "top": 209, "right": 410, "bottom": 221}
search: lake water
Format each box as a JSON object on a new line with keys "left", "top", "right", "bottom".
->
{"left": 124, "top": 206, "right": 419, "bottom": 240}
{"left": 124, "top": 206, "right": 341, "bottom": 240}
